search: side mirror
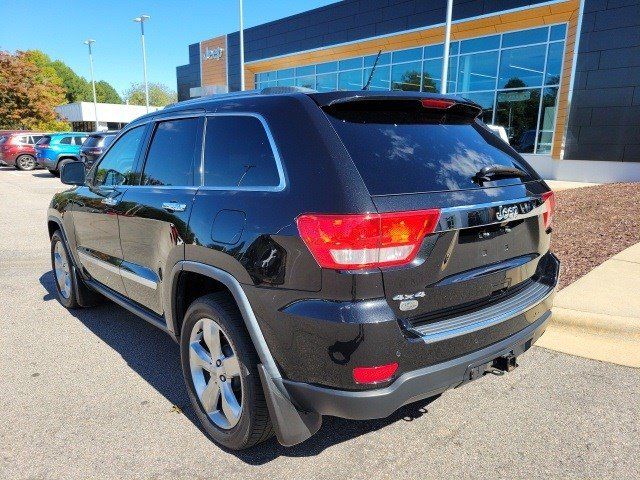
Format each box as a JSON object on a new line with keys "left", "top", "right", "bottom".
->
{"left": 60, "top": 161, "right": 86, "bottom": 186}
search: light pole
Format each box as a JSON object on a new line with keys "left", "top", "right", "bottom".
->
{"left": 440, "top": 0, "right": 453, "bottom": 94}
{"left": 133, "top": 14, "right": 151, "bottom": 112}
{"left": 84, "top": 39, "right": 99, "bottom": 131}
{"left": 239, "top": 0, "right": 245, "bottom": 91}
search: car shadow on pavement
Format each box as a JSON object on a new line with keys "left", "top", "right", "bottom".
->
{"left": 32, "top": 172, "right": 54, "bottom": 178}
{"left": 39, "top": 270, "right": 438, "bottom": 464}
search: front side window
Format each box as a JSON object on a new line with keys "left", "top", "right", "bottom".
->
{"left": 93, "top": 126, "right": 145, "bottom": 187}
{"left": 141, "top": 118, "right": 200, "bottom": 186}
{"left": 204, "top": 116, "right": 280, "bottom": 189}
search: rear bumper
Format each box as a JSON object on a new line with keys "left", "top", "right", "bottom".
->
{"left": 36, "top": 156, "right": 56, "bottom": 169}
{"left": 284, "top": 308, "right": 551, "bottom": 420}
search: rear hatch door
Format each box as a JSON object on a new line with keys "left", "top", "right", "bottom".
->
{"left": 319, "top": 94, "right": 552, "bottom": 323}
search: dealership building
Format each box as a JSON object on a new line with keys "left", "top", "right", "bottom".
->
{"left": 176, "top": 0, "right": 640, "bottom": 182}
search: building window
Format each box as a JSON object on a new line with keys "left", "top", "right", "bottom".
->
{"left": 254, "top": 24, "right": 566, "bottom": 154}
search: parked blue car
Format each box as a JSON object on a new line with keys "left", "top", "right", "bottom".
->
{"left": 35, "top": 132, "right": 89, "bottom": 176}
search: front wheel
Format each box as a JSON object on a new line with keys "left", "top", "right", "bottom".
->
{"left": 180, "top": 293, "right": 273, "bottom": 450}
{"left": 50, "top": 231, "right": 79, "bottom": 308}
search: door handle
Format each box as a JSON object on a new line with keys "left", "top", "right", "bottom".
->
{"left": 162, "top": 202, "right": 187, "bottom": 212}
{"left": 101, "top": 197, "right": 119, "bottom": 206}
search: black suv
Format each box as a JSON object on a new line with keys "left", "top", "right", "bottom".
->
{"left": 48, "top": 89, "right": 559, "bottom": 450}
{"left": 79, "top": 130, "right": 118, "bottom": 169}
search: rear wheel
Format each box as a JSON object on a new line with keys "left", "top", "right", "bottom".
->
{"left": 15, "top": 154, "right": 36, "bottom": 171}
{"left": 180, "top": 292, "right": 273, "bottom": 450}
{"left": 50, "top": 231, "right": 79, "bottom": 308}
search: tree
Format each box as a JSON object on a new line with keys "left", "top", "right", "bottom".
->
{"left": 50, "top": 60, "right": 92, "bottom": 103}
{"left": 95, "top": 80, "right": 123, "bottom": 104}
{"left": 124, "top": 82, "right": 177, "bottom": 107}
{"left": 0, "top": 50, "right": 70, "bottom": 130}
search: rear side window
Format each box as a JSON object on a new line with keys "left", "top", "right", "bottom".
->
{"left": 59, "top": 137, "right": 72, "bottom": 145}
{"left": 36, "top": 136, "right": 51, "bottom": 146}
{"left": 74, "top": 136, "right": 87, "bottom": 145}
{"left": 203, "top": 115, "right": 281, "bottom": 188}
{"left": 325, "top": 101, "right": 536, "bottom": 195}
{"left": 141, "top": 118, "right": 200, "bottom": 186}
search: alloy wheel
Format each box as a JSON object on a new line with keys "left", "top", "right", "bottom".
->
{"left": 189, "top": 318, "right": 243, "bottom": 429}
{"left": 53, "top": 241, "right": 72, "bottom": 299}
{"left": 17, "top": 156, "right": 35, "bottom": 170}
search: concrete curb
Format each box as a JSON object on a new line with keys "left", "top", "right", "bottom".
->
{"left": 549, "top": 307, "right": 640, "bottom": 339}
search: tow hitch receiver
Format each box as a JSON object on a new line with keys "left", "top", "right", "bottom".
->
{"left": 493, "top": 354, "right": 518, "bottom": 372}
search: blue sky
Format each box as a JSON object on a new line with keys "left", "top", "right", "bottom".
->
{"left": 0, "top": 0, "right": 337, "bottom": 97}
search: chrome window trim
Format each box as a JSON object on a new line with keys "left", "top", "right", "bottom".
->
{"left": 119, "top": 267, "right": 158, "bottom": 290}
{"left": 199, "top": 112, "right": 287, "bottom": 192}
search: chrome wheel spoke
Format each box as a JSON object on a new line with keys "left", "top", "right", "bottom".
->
{"left": 200, "top": 380, "right": 220, "bottom": 413}
{"left": 220, "top": 382, "right": 241, "bottom": 427}
{"left": 190, "top": 342, "right": 212, "bottom": 370}
{"left": 222, "top": 354, "right": 241, "bottom": 378}
{"left": 202, "top": 321, "right": 222, "bottom": 359}
{"left": 189, "top": 317, "right": 244, "bottom": 430}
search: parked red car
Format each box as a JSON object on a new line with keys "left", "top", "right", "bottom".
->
{"left": 0, "top": 131, "right": 47, "bottom": 170}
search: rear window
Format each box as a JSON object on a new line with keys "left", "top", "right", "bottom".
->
{"left": 83, "top": 135, "right": 104, "bottom": 148}
{"left": 325, "top": 101, "right": 536, "bottom": 195}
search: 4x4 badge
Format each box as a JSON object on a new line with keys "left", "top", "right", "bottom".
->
{"left": 393, "top": 291, "right": 425, "bottom": 311}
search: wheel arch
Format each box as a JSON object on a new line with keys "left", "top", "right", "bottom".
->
{"left": 167, "top": 261, "right": 280, "bottom": 380}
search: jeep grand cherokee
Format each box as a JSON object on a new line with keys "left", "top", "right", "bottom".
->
{"left": 48, "top": 88, "right": 559, "bottom": 450}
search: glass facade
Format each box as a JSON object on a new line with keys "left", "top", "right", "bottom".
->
{"left": 255, "top": 24, "right": 567, "bottom": 154}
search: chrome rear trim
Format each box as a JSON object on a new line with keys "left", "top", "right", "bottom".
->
{"left": 413, "top": 279, "right": 553, "bottom": 344}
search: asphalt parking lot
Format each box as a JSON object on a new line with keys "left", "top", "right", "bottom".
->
{"left": 1, "top": 167, "right": 638, "bottom": 480}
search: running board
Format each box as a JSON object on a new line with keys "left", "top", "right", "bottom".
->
{"left": 85, "top": 278, "right": 169, "bottom": 333}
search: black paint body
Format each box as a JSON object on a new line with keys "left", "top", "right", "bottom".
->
{"left": 48, "top": 90, "right": 558, "bottom": 397}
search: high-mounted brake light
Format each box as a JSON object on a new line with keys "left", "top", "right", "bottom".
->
{"left": 542, "top": 191, "right": 555, "bottom": 230}
{"left": 421, "top": 98, "right": 455, "bottom": 109}
{"left": 296, "top": 209, "right": 441, "bottom": 270}
{"left": 353, "top": 362, "right": 398, "bottom": 384}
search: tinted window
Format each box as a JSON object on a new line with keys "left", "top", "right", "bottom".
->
{"left": 458, "top": 51, "right": 499, "bottom": 91}
{"left": 325, "top": 105, "right": 534, "bottom": 195}
{"left": 498, "top": 44, "right": 546, "bottom": 88}
{"left": 36, "top": 136, "right": 51, "bottom": 145}
{"left": 204, "top": 116, "right": 280, "bottom": 188}
{"left": 59, "top": 137, "right": 72, "bottom": 145}
{"left": 141, "top": 118, "right": 200, "bottom": 186}
{"left": 94, "top": 126, "right": 145, "bottom": 187}
{"left": 502, "top": 27, "right": 548, "bottom": 48}
{"left": 31, "top": 135, "right": 44, "bottom": 144}
{"left": 83, "top": 135, "right": 103, "bottom": 148}
{"left": 74, "top": 136, "right": 87, "bottom": 145}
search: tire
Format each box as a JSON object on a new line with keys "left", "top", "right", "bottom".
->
{"left": 54, "top": 159, "right": 72, "bottom": 177}
{"left": 180, "top": 292, "right": 273, "bottom": 450}
{"left": 15, "top": 154, "right": 36, "bottom": 171}
{"left": 50, "top": 230, "right": 80, "bottom": 309}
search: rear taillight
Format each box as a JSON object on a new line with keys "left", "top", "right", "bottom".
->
{"left": 542, "top": 191, "right": 555, "bottom": 230}
{"left": 296, "top": 209, "right": 440, "bottom": 270}
{"left": 353, "top": 362, "right": 398, "bottom": 384}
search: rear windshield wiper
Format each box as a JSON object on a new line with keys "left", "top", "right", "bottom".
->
{"left": 473, "top": 165, "right": 528, "bottom": 184}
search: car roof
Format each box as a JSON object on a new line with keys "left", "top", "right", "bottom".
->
{"left": 88, "top": 130, "right": 119, "bottom": 137}
{"left": 128, "top": 88, "right": 475, "bottom": 126}
{"left": 49, "top": 132, "right": 88, "bottom": 137}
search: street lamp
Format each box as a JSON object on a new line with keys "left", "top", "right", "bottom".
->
{"left": 83, "top": 39, "right": 99, "bottom": 131}
{"left": 133, "top": 14, "right": 151, "bottom": 112}
{"left": 440, "top": 0, "right": 453, "bottom": 94}
{"left": 239, "top": 0, "right": 245, "bottom": 91}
